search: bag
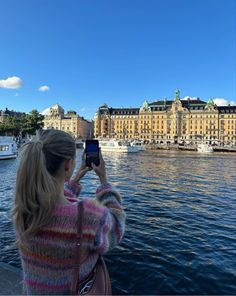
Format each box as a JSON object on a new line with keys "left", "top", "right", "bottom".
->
{"left": 71, "top": 201, "right": 112, "bottom": 295}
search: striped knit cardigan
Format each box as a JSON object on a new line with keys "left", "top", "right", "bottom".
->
{"left": 18, "top": 181, "right": 126, "bottom": 295}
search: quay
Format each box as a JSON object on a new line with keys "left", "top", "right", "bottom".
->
{"left": 145, "top": 144, "right": 236, "bottom": 152}
{"left": 213, "top": 146, "right": 236, "bottom": 152}
{"left": 145, "top": 144, "right": 197, "bottom": 151}
{"left": 0, "top": 262, "right": 22, "bottom": 295}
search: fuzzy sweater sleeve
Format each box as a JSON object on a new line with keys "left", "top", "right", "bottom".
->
{"left": 82, "top": 183, "right": 126, "bottom": 254}
{"left": 64, "top": 180, "right": 82, "bottom": 198}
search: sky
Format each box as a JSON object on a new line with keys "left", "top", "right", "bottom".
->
{"left": 0, "top": 0, "right": 235, "bottom": 120}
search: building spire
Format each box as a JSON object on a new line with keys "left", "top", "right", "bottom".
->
{"left": 175, "top": 88, "right": 180, "bottom": 100}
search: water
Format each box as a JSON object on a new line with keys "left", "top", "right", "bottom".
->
{"left": 0, "top": 150, "right": 236, "bottom": 295}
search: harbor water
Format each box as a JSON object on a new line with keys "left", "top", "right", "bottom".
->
{"left": 0, "top": 150, "right": 236, "bottom": 295}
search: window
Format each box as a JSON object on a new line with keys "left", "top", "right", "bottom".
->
{"left": 0, "top": 145, "right": 9, "bottom": 151}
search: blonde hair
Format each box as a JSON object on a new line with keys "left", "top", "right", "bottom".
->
{"left": 12, "top": 129, "right": 76, "bottom": 245}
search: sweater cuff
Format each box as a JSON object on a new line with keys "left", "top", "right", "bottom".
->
{"left": 96, "top": 183, "right": 121, "bottom": 204}
{"left": 64, "top": 180, "right": 82, "bottom": 197}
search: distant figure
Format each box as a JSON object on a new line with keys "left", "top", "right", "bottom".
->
{"left": 12, "top": 129, "right": 126, "bottom": 295}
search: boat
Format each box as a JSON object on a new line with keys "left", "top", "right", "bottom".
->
{"left": 98, "top": 139, "right": 140, "bottom": 153}
{"left": 130, "top": 140, "right": 146, "bottom": 151}
{"left": 197, "top": 143, "right": 213, "bottom": 153}
{"left": 75, "top": 139, "right": 84, "bottom": 149}
{"left": 0, "top": 137, "right": 18, "bottom": 160}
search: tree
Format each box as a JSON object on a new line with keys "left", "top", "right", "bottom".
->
{"left": 0, "top": 115, "right": 21, "bottom": 136}
{"left": 20, "top": 110, "right": 44, "bottom": 136}
{"left": 0, "top": 109, "right": 44, "bottom": 137}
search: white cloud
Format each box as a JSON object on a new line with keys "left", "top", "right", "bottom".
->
{"left": 79, "top": 108, "right": 86, "bottom": 112}
{"left": 182, "top": 96, "right": 198, "bottom": 100}
{"left": 213, "top": 98, "right": 236, "bottom": 106}
{"left": 38, "top": 85, "right": 50, "bottom": 92}
{"left": 0, "top": 76, "right": 23, "bottom": 89}
{"left": 15, "top": 93, "right": 19, "bottom": 96}
{"left": 41, "top": 107, "right": 51, "bottom": 115}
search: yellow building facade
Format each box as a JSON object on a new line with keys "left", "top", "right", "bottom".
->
{"left": 43, "top": 104, "right": 93, "bottom": 140}
{"left": 94, "top": 90, "right": 236, "bottom": 145}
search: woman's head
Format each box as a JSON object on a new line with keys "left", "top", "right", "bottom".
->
{"left": 12, "top": 129, "right": 76, "bottom": 245}
{"left": 38, "top": 129, "right": 76, "bottom": 178}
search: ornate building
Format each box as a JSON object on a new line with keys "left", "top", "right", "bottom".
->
{"left": 94, "top": 90, "right": 236, "bottom": 145}
{"left": 43, "top": 104, "right": 93, "bottom": 139}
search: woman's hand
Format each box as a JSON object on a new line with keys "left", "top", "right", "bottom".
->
{"left": 73, "top": 152, "right": 90, "bottom": 183}
{"left": 91, "top": 149, "right": 107, "bottom": 184}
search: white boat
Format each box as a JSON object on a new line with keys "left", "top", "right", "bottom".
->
{"left": 99, "top": 139, "right": 139, "bottom": 153}
{"left": 75, "top": 139, "right": 84, "bottom": 149}
{"left": 130, "top": 140, "right": 146, "bottom": 151}
{"left": 197, "top": 143, "right": 213, "bottom": 153}
{"left": 0, "top": 136, "right": 18, "bottom": 160}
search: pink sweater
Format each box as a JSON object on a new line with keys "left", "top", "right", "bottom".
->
{"left": 19, "top": 182, "right": 126, "bottom": 295}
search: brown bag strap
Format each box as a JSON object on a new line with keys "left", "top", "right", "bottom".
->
{"left": 71, "top": 201, "right": 84, "bottom": 295}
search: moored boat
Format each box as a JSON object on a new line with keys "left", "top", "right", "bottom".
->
{"left": 130, "top": 140, "right": 146, "bottom": 151}
{"left": 197, "top": 143, "right": 213, "bottom": 153}
{"left": 98, "top": 139, "right": 139, "bottom": 153}
{"left": 0, "top": 137, "right": 18, "bottom": 160}
{"left": 75, "top": 139, "right": 84, "bottom": 149}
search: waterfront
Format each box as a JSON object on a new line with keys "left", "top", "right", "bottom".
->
{"left": 0, "top": 150, "right": 236, "bottom": 295}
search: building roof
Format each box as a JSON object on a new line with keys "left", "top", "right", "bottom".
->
{"left": 41, "top": 107, "right": 51, "bottom": 115}
{"left": 218, "top": 106, "right": 236, "bottom": 113}
{"left": 149, "top": 100, "right": 173, "bottom": 106}
{"left": 109, "top": 108, "right": 139, "bottom": 115}
{"left": 96, "top": 100, "right": 236, "bottom": 115}
{"left": 181, "top": 99, "right": 206, "bottom": 106}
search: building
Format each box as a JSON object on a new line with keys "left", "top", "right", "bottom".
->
{"left": 94, "top": 90, "right": 236, "bottom": 145}
{"left": 43, "top": 104, "right": 93, "bottom": 139}
{"left": 0, "top": 108, "right": 24, "bottom": 123}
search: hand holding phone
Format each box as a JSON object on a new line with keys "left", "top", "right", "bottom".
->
{"left": 73, "top": 152, "right": 90, "bottom": 183}
{"left": 85, "top": 140, "right": 100, "bottom": 168}
{"left": 91, "top": 149, "right": 107, "bottom": 184}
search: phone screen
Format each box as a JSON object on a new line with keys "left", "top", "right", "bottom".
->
{"left": 85, "top": 140, "right": 100, "bottom": 167}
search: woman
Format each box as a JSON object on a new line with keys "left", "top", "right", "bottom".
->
{"left": 12, "top": 129, "right": 126, "bottom": 295}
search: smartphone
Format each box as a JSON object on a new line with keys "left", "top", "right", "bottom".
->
{"left": 85, "top": 140, "right": 100, "bottom": 168}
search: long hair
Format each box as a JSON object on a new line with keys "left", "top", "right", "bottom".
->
{"left": 12, "top": 129, "right": 76, "bottom": 245}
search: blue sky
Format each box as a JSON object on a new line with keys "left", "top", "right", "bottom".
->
{"left": 0, "top": 0, "right": 235, "bottom": 120}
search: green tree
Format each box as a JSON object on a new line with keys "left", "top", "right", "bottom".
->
{"left": 29, "top": 109, "right": 44, "bottom": 131}
{"left": 20, "top": 110, "right": 44, "bottom": 136}
{"left": 0, "top": 109, "right": 44, "bottom": 137}
{"left": 0, "top": 115, "right": 21, "bottom": 136}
